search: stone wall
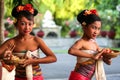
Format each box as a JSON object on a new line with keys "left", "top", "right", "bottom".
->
{"left": 43, "top": 38, "right": 120, "bottom": 48}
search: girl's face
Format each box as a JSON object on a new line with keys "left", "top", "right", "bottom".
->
{"left": 16, "top": 17, "right": 34, "bottom": 35}
{"left": 84, "top": 21, "right": 101, "bottom": 39}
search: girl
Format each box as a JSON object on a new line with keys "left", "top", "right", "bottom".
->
{"left": 0, "top": 4, "right": 57, "bottom": 80}
{"left": 68, "top": 9, "right": 111, "bottom": 80}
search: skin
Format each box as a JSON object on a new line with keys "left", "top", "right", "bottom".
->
{"left": 0, "top": 16, "right": 57, "bottom": 67}
{"left": 68, "top": 21, "right": 111, "bottom": 63}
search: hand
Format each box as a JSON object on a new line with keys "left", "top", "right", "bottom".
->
{"left": 102, "top": 48, "right": 113, "bottom": 58}
{"left": 4, "top": 50, "right": 12, "bottom": 61}
{"left": 4, "top": 44, "right": 15, "bottom": 61}
{"left": 93, "top": 49, "right": 106, "bottom": 60}
{"left": 19, "top": 58, "right": 34, "bottom": 67}
{"left": 103, "top": 57, "right": 111, "bottom": 65}
{"left": 103, "top": 48, "right": 112, "bottom": 54}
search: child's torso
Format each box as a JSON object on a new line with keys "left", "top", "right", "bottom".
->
{"left": 75, "top": 50, "right": 97, "bottom": 79}
{"left": 13, "top": 50, "right": 42, "bottom": 78}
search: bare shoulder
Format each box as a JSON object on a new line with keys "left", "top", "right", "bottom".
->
{"left": 1, "top": 38, "right": 15, "bottom": 46}
{"left": 0, "top": 38, "right": 15, "bottom": 52}
{"left": 33, "top": 36, "right": 50, "bottom": 50}
{"left": 34, "top": 36, "right": 43, "bottom": 42}
{"left": 33, "top": 36, "right": 46, "bottom": 45}
{"left": 74, "top": 39, "right": 84, "bottom": 45}
{"left": 70, "top": 39, "right": 84, "bottom": 49}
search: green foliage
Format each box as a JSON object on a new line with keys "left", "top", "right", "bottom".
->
{"left": 4, "top": 0, "right": 34, "bottom": 18}
{"left": 61, "top": 25, "right": 70, "bottom": 37}
{"left": 96, "top": 0, "right": 120, "bottom": 10}
{"left": 94, "top": 0, "right": 120, "bottom": 39}
{"left": 4, "top": 0, "right": 13, "bottom": 18}
{"left": 4, "top": 0, "right": 120, "bottom": 38}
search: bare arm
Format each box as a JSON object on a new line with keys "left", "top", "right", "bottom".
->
{"left": 68, "top": 40, "right": 106, "bottom": 60}
{"left": 68, "top": 40, "right": 94, "bottom": 58}
{"left": 33, "top": 37, "right": 57, "bottom": 64}
{"left": 0, "top": 39, "right": 13, "bottom": 58}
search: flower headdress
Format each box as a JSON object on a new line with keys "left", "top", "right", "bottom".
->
{"left": 84, "top": 9, "right": 98, "bottom": 16}
{"left": 12, "top": 4, "right": 38, "bottom": 24}
{"left": 82, "top": 9, "right": 98, "bottom": 26}
{"left": 16, "top": 4, "right": 34, "bottom": 14}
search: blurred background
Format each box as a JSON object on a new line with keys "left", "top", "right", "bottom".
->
{"left": 1, "top": 0, "right": 120, "bottom": 48}
{"left": 0, "top": 0, "right": 120, "bottom": 80}
{"left": 1, "top": 0, "right": 120, "bottom": 40}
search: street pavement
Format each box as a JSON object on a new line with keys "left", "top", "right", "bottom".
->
{"left": 40, "top": 54, "right": 120, "bottom": 80}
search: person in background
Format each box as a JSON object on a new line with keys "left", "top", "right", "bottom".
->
{"left": 68, "top": 9, "right": 112, "bottom": 80}
{"left": 0, "top": 4, "right": 57, "bottom": 80}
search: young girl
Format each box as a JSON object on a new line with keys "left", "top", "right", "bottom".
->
{"left": 0, "top": 4, "right": 57, "bottom": 80}
{"left": 68, "top": 9, "right": 112, "bottom": 80}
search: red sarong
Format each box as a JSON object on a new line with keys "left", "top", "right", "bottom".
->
{"left": 69, "top": 71, "right": 90, "bottom": 80}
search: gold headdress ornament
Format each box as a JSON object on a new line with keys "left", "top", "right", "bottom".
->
{"left": 13, "top": 18, "right": 17, "bottom": 24}
{"left": 82, "top": 22, "right": 86, "bottom": 26}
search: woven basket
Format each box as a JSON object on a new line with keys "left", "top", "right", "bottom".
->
{"left": 103, "top": 50, "right": 120, "bottom": 58}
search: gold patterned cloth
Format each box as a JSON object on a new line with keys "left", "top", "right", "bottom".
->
{"left": 77, "top": 50, "right": 106, "bottom": 80}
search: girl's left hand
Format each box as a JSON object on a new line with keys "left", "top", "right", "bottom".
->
{"left": 102, "top": 48, "right": 113, "bottom": 65}
{"left": 103, "top": 57, "right": 111, "bottom": 65}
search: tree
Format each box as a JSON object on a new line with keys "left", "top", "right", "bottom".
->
{"left": 0, "top": 0, "right": 4, "bottom": 44}
{"left": 94, "top": 0, "right": 120, "bottom": 39}
{"left": 5, "top": 0, "right": 120, "bottom": 38}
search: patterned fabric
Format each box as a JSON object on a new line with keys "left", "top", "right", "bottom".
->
{"left": 75, "top": 63, "right": 95, "bottom": 79}
{"left": 15, "top": 75, "right": 44, "bottom": 80}
{"left": 13, "top": 50, "right": 42, "bottom": 78}
{"left": 1, "top": 61, "right": 15, "bottom": 72}
{"left": 69, "top": 50, "right": 97, "bottom": 80}
{"left": 69, "top": 50, "right": 106, "bottom": 80}
{"left": 15, "top": 65, "right": 42, "bottom": 78}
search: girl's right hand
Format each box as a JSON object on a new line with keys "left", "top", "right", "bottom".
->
{"left": 93, "top": 49, "right": 106, "bottom": 60}
{"left": 3, "top": 45, "right": 15, "bottom": 64}
{"left": 4, "top": 50, "right": 12, "bottom": 61}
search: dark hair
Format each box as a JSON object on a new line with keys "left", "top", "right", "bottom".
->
{"left": 77, "top": 9, "right": 101, "bottom": 26}
{"left": 12, "top": 4, "right": 38, "bottom": 18}
{"left": 15, "top": 11, "right": 34, "bottom": 21}
{"left": 12, "top": 4, "right": 38, "bottom": 24}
